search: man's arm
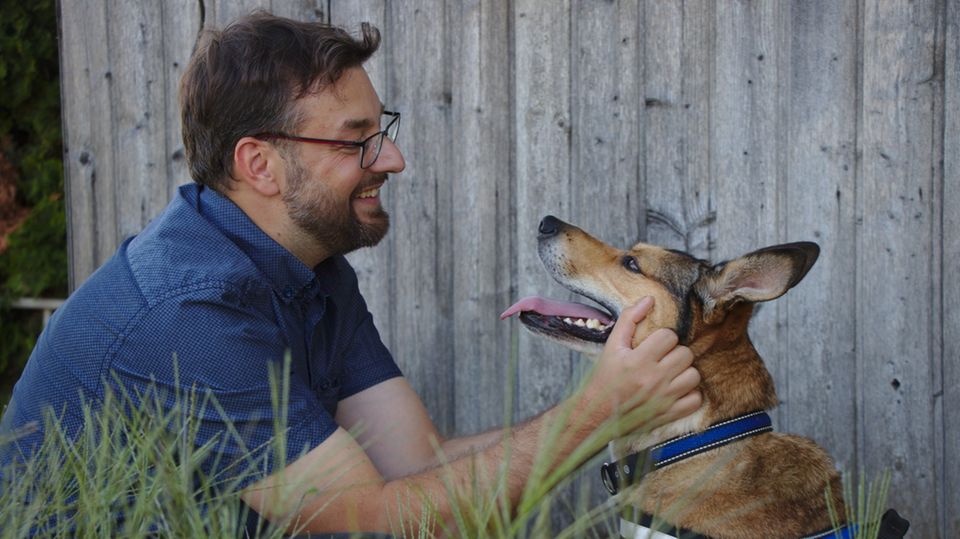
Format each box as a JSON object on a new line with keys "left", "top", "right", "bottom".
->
{"left": 241, "top": 298, "right": 702, "bottom": 535}
{"left": 334, "top": 377, "right": 520, "bottom": 481}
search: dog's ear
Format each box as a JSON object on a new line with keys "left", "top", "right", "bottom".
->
{"left": 697, "top": 242, "right": 820, "bottom": 323}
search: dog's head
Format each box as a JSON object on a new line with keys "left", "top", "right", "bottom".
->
{"left": 502, "top": 216, "right": 819, "bottom": 356}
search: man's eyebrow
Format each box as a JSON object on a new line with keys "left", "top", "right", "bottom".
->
{"left": 341, "top": 117, "right": 374, "bottom": 130}
{"left": 340, "top": 104, "right": 386, "bottom": 131}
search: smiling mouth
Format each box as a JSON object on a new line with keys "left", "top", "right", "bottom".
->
{"left": 356, "top": 186, "right": 381, "bottom": 199}
{"left": 500, "top": 295, "right": 617, "bottom": 343}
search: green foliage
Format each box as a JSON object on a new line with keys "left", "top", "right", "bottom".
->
{"left": 1, "top": 377, "right": 261, "bottom": 537}
{"left": 0, "top": 196, "right": 67, "bottom": 299}
{"left": 0, "top": 0, "right": 66, "bottom": 384}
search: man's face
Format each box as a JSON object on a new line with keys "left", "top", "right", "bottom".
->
{"left": 280, "top": 67, "right": 405, "bottom": 257}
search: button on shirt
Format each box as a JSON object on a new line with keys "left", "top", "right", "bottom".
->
{"left": 1, "top": 183, "right": 402, "bottom": 488}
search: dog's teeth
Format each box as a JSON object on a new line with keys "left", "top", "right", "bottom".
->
{"left": 574, "top": 319, "right": 586, "bottom": 327}
{"left": 586, "top": 319, "right": 600, "bottom": 329}
{"left": 563, "top": 317, "right": 574, "bottom": 324}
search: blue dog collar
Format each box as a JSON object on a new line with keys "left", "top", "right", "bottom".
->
{"left": 650, "top": 410, "right": 773, "bottom": 467}
{"left": 601, "top": 411, "right": 773, "bottom": 495}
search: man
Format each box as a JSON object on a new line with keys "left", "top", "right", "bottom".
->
{"left": 1, "top": 12, "right": 701, "bottom": 535}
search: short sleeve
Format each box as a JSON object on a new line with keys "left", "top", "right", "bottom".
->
{"left": 326, "top": 257, "right": 402, "bottom": 399}
{"left": 111, "top": 283, "right": 336, "bottom": 490}
{"left": 337, "top": 310, "right": 402, "bottom": 398}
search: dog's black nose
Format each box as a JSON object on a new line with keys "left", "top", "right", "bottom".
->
{"left": 539, "top": 215, "right": 561, "bottom": 237}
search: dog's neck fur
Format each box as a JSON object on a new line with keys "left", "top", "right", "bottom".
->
{"left": 612, "top": 304, "right": 778, "bottom": 460}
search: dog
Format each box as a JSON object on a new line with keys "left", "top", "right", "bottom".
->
{"left": 501, "top": 216, "right": 908, "bottom": 539}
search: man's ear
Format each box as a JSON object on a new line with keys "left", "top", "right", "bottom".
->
{"left": 233, "top": 137, "right": 283, "bottom": 197}
{"left": 696, "top": 242, "right": 820, "bottom": 323}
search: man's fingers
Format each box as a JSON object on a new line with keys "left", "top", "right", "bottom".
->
{"left": 661, "top": 389, "right": 703, "bottom": 424}
{"left": 667, "top": 366, "right": 701, "bottom": 396}
{"left": 630, "top": 327, "right": 680, "bottom": 361}
{"left": 607, "top": 297, "right": 654, "bottom": 348}
{"left": 657, "top": 344, "right": 695, "bottom": 378}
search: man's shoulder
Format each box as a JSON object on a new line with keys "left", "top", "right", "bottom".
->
{"left": 124, "top": 187, "right": 263, "bottom": 304}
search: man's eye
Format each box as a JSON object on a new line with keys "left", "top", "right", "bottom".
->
{"left": 622, "top": 256, "right": 642, "bottom": 274}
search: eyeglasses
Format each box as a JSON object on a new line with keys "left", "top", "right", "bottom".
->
{"left": 254, "top": 111, "right": 401, "bottom": 169}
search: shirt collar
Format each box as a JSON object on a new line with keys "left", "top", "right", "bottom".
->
{"left": 184, "top": 184, "right": 324, "bottom": 303}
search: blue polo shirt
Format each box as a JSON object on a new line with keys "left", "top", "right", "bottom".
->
{"left": 1, "top": 183, "right": 402, "bottom": 488}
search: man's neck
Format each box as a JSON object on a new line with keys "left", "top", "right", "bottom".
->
{"left": 224, "top": 186, "right": 332, "bottom": 269}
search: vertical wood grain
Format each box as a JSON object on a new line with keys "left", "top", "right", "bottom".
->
{"left": 382, "top": 1, "right": 454, "bottom": 433}
{"left": 59, "top": 0, "right": 115, "bottom": 288}
{"left": 780, "top": 0, "right": 859, "bottom": 472}
{"left": 642, "top": 0, "right": 714, "bottom": 258}
{"left": 859, "top": 0, "right": 940, "bottom": 534}
{"left": 448, "top": 0, "right": 514, "bottom": 437}
{"left": 160, "top": 0, "right": 201, "bottom": 201}
{"left": 571, "top": 0, "right": 641, "bottom": 249}
{"left": 207, "top": 0, "right": 267, "bottom": 27}
{"left": 513, "top": 0, "right": 573, "bottom": 419}
{"left": 269, "top": 0, "right": 326, "bottom": 21}
{"left": 940, "top": 0, "right": 958, "bottom": 534}
{"left": 107, "top": 0, "right": 171, "bottom": 241}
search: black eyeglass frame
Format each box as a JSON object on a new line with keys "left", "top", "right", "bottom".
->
{"left": 253, "top": 110, "right": 401, "bottom": 169}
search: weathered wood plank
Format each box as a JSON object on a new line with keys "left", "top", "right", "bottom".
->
{"left": 160, "top": 0, "right": 201, "bottom": 198}
{"left": 269, "top": 0, "right": 326, "bottom": 21}
{"left": 712, "top": 2, "right": 782, "bottom": 257}
{"left": 448, "top": 0, "right": 513, "bottom": 437}
{"left": 207, "top": 0, "right": 267, "bottom": 27}
{"left": 571, "top": 0, "right": 641, "bottom": 249}
{"left": 380, "top": 1, "right": 455, "bottom": 434}
{"left": 107, "top": 0, "right": 169, "bottom": 245}
{"left": 59, "top": 0, "right": 116, "bottom": 289}
{"left": 642, "top": 0, "right": 713, "bottom": 258}
{"left": 513, "top": 0, "right": 574, "bottom": 419}
{"left": 859, "top": 0, "right": 940, "bottom": 534}
{"left": 780, "top": 0, "right": 859, "bottom": 472}
{"left": 940, "top": 0, "right": 958, "bottom": 534}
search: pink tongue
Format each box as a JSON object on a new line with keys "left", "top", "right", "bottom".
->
{"left": 499, "top": 296, "right": 612, "bottom": 323}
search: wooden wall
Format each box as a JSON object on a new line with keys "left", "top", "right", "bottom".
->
{"left": 59, "top": 1, "right": 958, "bottom": 536}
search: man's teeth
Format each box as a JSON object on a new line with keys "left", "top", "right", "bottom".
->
{"left": 562, "top": 317, "right": 610, "bottom": 330}
{"left": 357, "top": 187, "right": 380, "bottom": 199}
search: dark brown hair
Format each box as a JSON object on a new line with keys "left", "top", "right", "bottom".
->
{"left": 179, "top": 11, "right": 381, "bottom": 191}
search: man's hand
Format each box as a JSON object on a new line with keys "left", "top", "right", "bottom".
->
{"left": 579, "top": 297, "right": 702, "bottom": 433}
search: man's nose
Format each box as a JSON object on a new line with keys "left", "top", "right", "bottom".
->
{"left": 370, "top": 137, "right": 405, "bottom": 173}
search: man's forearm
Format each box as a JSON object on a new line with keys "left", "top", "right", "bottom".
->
{"left": 373, "top": 392, "right": 606, "bottom": 533}
{"left": 433, "top": 404, "right": 557, "bottom": 466}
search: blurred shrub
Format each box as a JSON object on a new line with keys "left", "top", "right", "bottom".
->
{"left": 0, "top": 0, "right": 67, "bottom": 387}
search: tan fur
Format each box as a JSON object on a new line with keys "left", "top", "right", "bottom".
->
{"left": 529, "top": 219, "right": 845, "bottom": 538}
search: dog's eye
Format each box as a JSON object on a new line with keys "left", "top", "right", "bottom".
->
{"left": 622, "top": 256, "right": 642, "bottom": 274}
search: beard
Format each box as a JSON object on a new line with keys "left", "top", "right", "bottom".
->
{"left": 282, "top": 155, "right": 390, "bottom": 257}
